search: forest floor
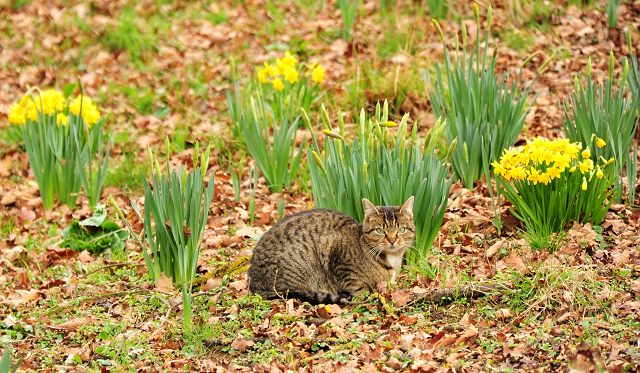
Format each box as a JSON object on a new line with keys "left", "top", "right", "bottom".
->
{"left": 1, "top": 0, "right": 640, "bottom": 372}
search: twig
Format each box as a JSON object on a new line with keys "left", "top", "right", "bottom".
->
{"left": 114, "top": 335, "right": 128, "bottom": 370}
{"left": 83, "top": 263, "right": 145, "bottom": 277}
{"left": 402, "top": 283, "right": 508, "bottom": 309}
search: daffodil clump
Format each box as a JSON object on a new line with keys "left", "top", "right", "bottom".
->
{"left": 14, "top": 86, "right": 111, "bottom": 210}
{"left": 494, "top": 136, "right": 616, "bottom": 237}
{"left": 256, "top": 51, "right": 325, "bottom": 113}
{"left": 8, "top": 89, "right": 101, "bottom": 128}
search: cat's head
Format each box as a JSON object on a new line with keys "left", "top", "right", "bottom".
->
{"left": 361, "top": 196, "right": 415, "bottom": 254}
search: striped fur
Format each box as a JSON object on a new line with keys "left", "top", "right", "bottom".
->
{"left": 248, "top": 197, "right": 415, "bottom": 305}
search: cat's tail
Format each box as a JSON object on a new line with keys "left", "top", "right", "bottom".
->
{"left": 254, "top": 290, "right": 350, "bottom": 305}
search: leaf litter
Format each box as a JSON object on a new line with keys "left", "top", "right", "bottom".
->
{"left": 0, "top": 0, "right": 639, "bottom": 372}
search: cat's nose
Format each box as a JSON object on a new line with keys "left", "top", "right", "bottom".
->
{"left": 387, "top": 235, "right": 396, "bottom": 244}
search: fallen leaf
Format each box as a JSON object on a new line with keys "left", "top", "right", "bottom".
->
{"left": 156, "top": 272, "right": 175, "bottom": 293}
{"left": 19, "top": 207, "right": 36, "bottom": 222}
{"left": 486, "top": 239, "right": 505, "bottom": 259}
{"left": 230, "top": 337, "right": 254, "bottom": 352}
{"left": 77, "top": 250, "right": 94, "bottom": 263}
{"left": 201, "top": 277, "right": 222, "bottom": 291}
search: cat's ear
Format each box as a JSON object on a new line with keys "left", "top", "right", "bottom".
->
{"left": 362, "top": 198, "right": 379, "bottom": 215}
{"left": 400, "top": 196, "right": 414, "bottom": 214}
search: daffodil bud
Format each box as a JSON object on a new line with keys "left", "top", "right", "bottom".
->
{"left": 474, "top": 3, "right": 479, "bottom": 27}
{"left": 581, "top": 177, "right": 587, "bottom": 191}
{"left": 381, "top": 121, "right": 397, "bottom": 127}
{"left": 312, "top": 151, "right": 326, "bottom": 173}
{"left": 622, "top": 57, "right": 629, "bottom": 88}
{"left": 201, "top": 144, "right": 211, "bottom": 180}
{"left": 321, "top": 104, "right": 331, "bottom": 130}
{"left": 537, "top": 54, "right": 555, "bottom": 76}
{"left": 300, "top": 108, "right": 312, "bottom": 131}
{"left": 627, "top": 28, "right": 633, "bottom": 55}
{"left": 606, "top": 157, "right": 615, "bottom": 166}
{"left": 455, "top": 34, "right": 459, "bottom": 54}
{"left": 596, "top": 167, "right": 604, "bottom": 179}
{"left": 487, "top": 5, "right": 492, "bottom": 28}
{"left": 108, "top": 195, "right": 125, "bottom": 221}
{"left": 447, "top": 138, "right": 458, "bottom": 162}
{"left": 193, "top": 141, "right": 200, "bottom": 168}
{"left": 609, "top": 50, "right": 615, "bottom": 82}
{"left": 432, "top": 19, "right": 445, "bottom": 41}
{"left": 323, "top": 129, "right": 344, "bottom": 140}
{"left": 569, "top": 166, "right": 577, "bottom": 172}
{"left": 522, "top": 51, "right": 540, "bottom": 68}
{"left": 383, "top": 100, "right": 389, "bottom": 122}
{"left": 586, "top": 56, "right": 592, "bottom": 77}
{"left": 461, "top": 22, "right": 467, "bottom": 47}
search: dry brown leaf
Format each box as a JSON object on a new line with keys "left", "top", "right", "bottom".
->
{"left": 230, "top": 337, "right": 254, "bottom": 352}
{"left": 156, "top": 272, "right": 175, "bottom": 293}
{"left": 77, "top": 250, "right": 94, "bottom": 263}
{"left": 201, "top": 277, "right": 223, "bottom": 291}
{"left": 486, "top": 239, "right": 505, "bottom": 259}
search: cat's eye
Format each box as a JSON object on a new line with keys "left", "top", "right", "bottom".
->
{"left": 375, "top": 228, "right": 384, "bottom": 235}
{"left": 398, "top": 227, "right": 406, "bottom": 233}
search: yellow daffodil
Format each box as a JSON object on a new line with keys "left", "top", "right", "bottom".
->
{"left": 70, "top": 95, "right": 101, "bottom": 127}
{"left": 56, "top": 113, "right": 68, "bottom": 126}
{"left": 581, "top": 147, "right": 591, "bottom": 159}
{"left": 258, "top": 67, "right": 269, "bottom": 83}
{"left": 282, "top": 66, "right": 299, "bottom": 84}
{"left": 281, "top": 51, "right": 298, "bottom": 68}
{"left": 596, "top": 167, "right": 604, "bottom": 179}
{"left": 263, "top": 62, "right": 279, "bottom": 77}
{"left": 539, "top": 173, "right": 551, "bottom": 185}
{"left": 272, "top": 78, "right": 284, "bottom": 91}
{"left": 569, "top": 166, "right": 577, "bottom": 172}
{"left": 39, "top": 89, "right": 65, "bottom": 115}
{"left": 311, "top": 64, "right": 326, "bottom": 84}
{"left": 595, "top": 137, "right": 606, "bottom": 148}
{"left": 527, "top": 168, "right": 542, "bottom": 185}
{"left": 491, "top": 161, "right": 506, "bottom": 176}
{"left": 546, "top": 167, "right": 561, "bottom": 180}
{"left": 579, "top": 159, "right": 593, "bottom": 173}
{"left": 581, "top": 177, "right": 587, "bottom": 190}
{"left": 8, "top": 102, "right": 27, "bottom": 125}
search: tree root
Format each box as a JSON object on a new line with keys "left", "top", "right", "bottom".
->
{"left": 402, "top": 283, "right": 508, "bottom": 309}
{"left": 191, "top": 256, "right": 251, "bottom": 287}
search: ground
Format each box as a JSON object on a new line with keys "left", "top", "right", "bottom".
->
{"left": 0, "top": 0, "right": 640, "bottom": 372}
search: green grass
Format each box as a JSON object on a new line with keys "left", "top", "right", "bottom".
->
{"left": 12, "top": 0, "right": 32, "bottom": 9}
{"left": 498, "top": 29, "right": 534, "bottom": 53}
{"left": 102, "top": 7, "right": 163, "bottom": 63}
{"left": 103, "top": 154, "right": 145, "bottom": 193}
{"left": 522, "top": 229, "right": 566, "bottom": 252}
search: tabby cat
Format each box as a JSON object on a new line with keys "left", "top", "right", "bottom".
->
{"left": 248, "top": 197, "right": 415, "bottom": 304}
